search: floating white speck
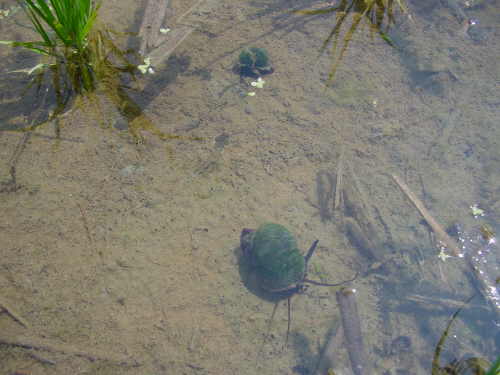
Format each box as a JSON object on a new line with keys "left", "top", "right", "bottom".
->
{"left": 438, "top": 248, "right": 452, "bottom": 262}
{"left": 251, "top": 77, "right": 265, "bottom": 89}
{"left": 138, "top": 57, "right": 154, "bottom": 74}
{"left": 470, "top": 204, "right": 485, "bottom": 218}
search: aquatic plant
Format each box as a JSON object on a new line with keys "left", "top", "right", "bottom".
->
{"left": 1, "top": 0, "right": 101, "bottom": 93}
{"left": 485, "top": 356, "right": 499, "bottom": 375}
{"left": 431, "top": 296, "right": 495, "bottom": 375}
{"left": 0, "top": 0, "right": 180, "bottom": 143}
{"left": 295, "top": 0, "right": 407, "bottom": 83}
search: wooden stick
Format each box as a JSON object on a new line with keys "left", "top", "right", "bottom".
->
{"left": 406, "top": 294, "right": 485, "bottom": 311}
{"left": 336, "top": 288, "right": 368, "bottom": 375}
{"left": 0, "top": 333, "right": 137, "bottom": 366}
{"left": 334, "top": 145, "right": 344, "bottom": 211}
{"left": 138, "top": 0, "right": 170, "bottom": 55}
{"left": 148, "top": 26, "right": 194, "bottom": 65}
{"left": 391, "top": 174, "right": 461, "bottom": 256}
{"left": 0, "top": 298, "right": 29, "bottom": 328}
{"left": 391, "top": 174, "right": 500, "bottom": 316}
{"left": 140, "top": 0, "right": 206, "bottom": 67}
{"left": 175, "top": 0, "right": 206, "bottom": 25}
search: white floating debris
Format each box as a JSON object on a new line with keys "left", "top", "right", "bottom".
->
{"left": 250, "top": 77, "right": 265, "bottom": 89}
{"left": 438, "top": 248, "right": 452, "bottom": 262}
{"left": 138, "top": 57, "right": 154, "bottom": 74}
{"left": 470, "top": 204, "right": 485, "bottom": 218}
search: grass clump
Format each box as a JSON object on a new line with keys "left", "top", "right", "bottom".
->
{"left": 295, "top": 0, "right": 407, "bottom": 84}
{"left": 1, "top": 0, "right": 101, "bottom": 93}
{"left": 0, "top": 0, "right": 182, "bottom": 143}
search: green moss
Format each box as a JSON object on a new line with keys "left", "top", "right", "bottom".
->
{"left": 252, "top": 223, "right": 305, "bottom": 290}
{"left": 238, "top": 49, "right": 254, "bottom": 67}
{"left": 249, "top": 47, "right": 269, "bottom": 68}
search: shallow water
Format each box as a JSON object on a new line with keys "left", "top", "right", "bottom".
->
{"left": 0, "top": 0, "right": 499, "bottom": 374}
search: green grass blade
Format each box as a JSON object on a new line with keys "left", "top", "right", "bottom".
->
{"left": 23, "top": 0, "right": 67, "bottom": 46}
{"left": 486, "top": 356, "right": 500, "bottom": 375}
{"left": 0, "top": 40, "right": 51, "bottom": 55}
{"left": 23, "top": 3, "right": 55, "bottom": 47}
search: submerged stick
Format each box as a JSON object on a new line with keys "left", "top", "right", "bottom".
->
{"left": 0, "top": 298, "right": 29, "bottom": 328}
{"left": 148, "top": 26, "right": 194, "bottom": 65}
{"left": 336, "top": 288, "right": 368, "bottom": 375}
{"left": 334, "top": 145, "right": 344, "bottom": 212}
{"left": 391, "top": 174, "right": 461, "bottom": 256}
{"left": 138, "top": 0, "right": 170, "bottom": 55}
{"left": 0, "top": 333, "right": 137, "bottom": 366}
{"left": 141, "top": 0, "right": 207, "bottom": 67}
{"left": 391, "top": 174, "right": 500, "bottom": 316}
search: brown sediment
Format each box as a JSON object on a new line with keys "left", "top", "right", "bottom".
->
{"left": 314, "top": 324, "right": 343, "bottom": 375}
{"left": 336, "top": 288, "right": 368, "bottom": 375}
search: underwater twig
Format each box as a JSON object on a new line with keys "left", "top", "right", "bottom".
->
{"left": 145, "top": 0, "right": 214, "bottom": 70}
{"left": 175, "top": 0, "right": 206, "bottom": 25}
{"left": 0, "top": 297, "right": 30, "bottom": 328}
{"left": 336, "top": 288, "right": 368, "bottom": 375}
{"left": 391, "top": 174, "right": 461, "bottom": 256}
{"left": 0, "top": 333, "right": 138, "bottom": 365}
{"left": 148, "top": 26, "right": 194, "bottom": 66}
{"left": 406, "top": 293, "right": 489, "bottom": 313}
{"left": 334, "top": 145, "right": 345, "bottom": 212}
{"left": 138, "top": 0, "right": 171, "bottom": 55}
{"left": 392, "top": 174, "right": 500, "bottom": 317}
{"left": 27, "top": 350, "right": 57, "bottom": 365}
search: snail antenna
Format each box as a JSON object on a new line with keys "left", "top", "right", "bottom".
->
{"left": 303, "top": 271, "right": 358, "bottom": 287}
{"left": 304, "top": 239, "right": 319, "bottom": 265}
